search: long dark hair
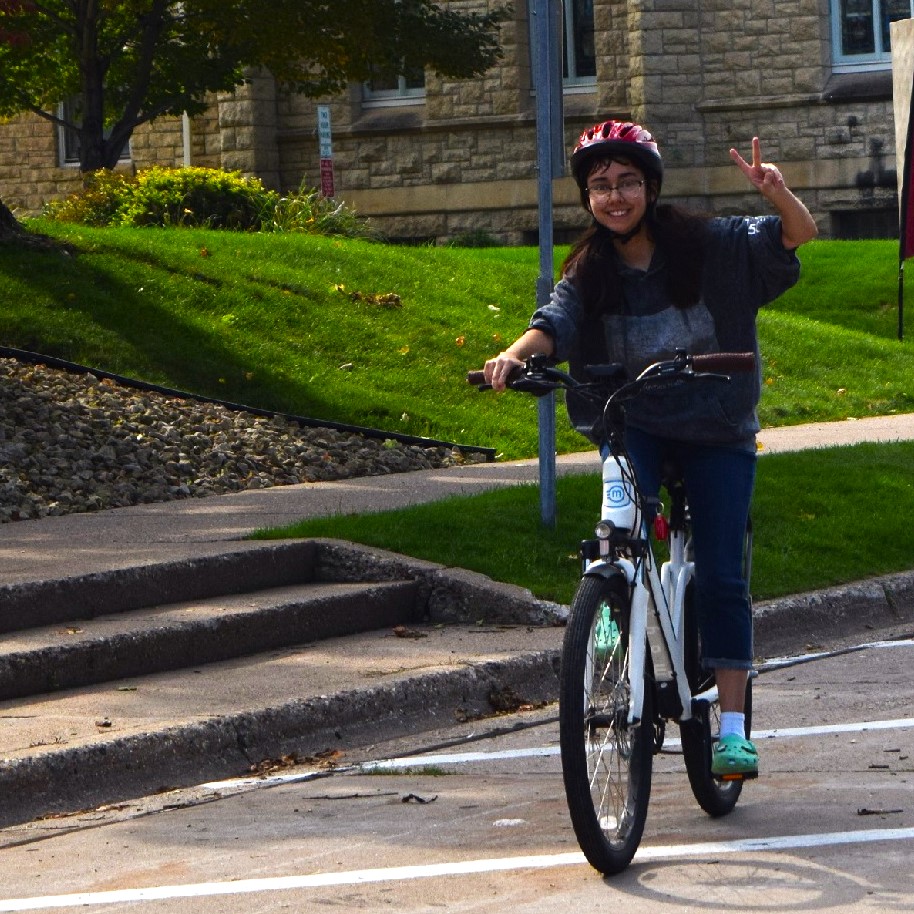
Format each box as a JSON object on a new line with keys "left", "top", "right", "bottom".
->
{"left": 562, "top": 203, "right": 713, "bottom": 315}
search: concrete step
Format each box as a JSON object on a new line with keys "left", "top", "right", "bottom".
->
{"left": 0, "top": 578, "right": 423, "bottom": 700}
{"left": 0, "top": 540, "right": 321, "bottom": 633}
{"left": 0, "top": 537, "right": 567, "bottom": 828}
{"left": 0, "top": 619, "right": 563, "bottom": 828}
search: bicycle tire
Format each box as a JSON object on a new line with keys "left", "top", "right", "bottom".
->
{"left": 679, "top": 581, "right": 752, "bottom": 817}
{"left": 559, "top": 573, "right": 653, "bottom": 875}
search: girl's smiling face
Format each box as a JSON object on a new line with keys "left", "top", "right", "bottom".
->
{"left": 585, "top": 158, "right": 653, "bottom": 235}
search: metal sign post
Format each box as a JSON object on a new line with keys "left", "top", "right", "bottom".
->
{"left": 531, "top": 0, "right": 564, "bottom": 527}
{"left": 317, "top": 105, "right": 335, "bottom": 198}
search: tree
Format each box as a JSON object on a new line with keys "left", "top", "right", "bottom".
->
{"left": 0, "top": 0, "right": 510, "bottom": 172}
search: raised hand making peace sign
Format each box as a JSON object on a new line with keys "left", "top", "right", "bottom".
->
{"left": 729, "top": 136, "right": 785, "bottom": 195}
{"left": 729, "top": 136, "right": 817, "bottom": 249}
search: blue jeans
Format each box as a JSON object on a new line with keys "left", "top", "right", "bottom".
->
{"left": 622, "top": 426, "right": 757, "bottom": 671}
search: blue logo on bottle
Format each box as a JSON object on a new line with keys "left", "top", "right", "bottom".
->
{"left": 606, "top": 482, "right": 628, "bottom": 506}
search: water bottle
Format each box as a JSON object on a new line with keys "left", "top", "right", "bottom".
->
{"left": 601, "top": 454, "right": 638, "bottom": 534}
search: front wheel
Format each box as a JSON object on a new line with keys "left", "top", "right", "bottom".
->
{"left": 559, "top": 573, "right": 653, "bottom": 875}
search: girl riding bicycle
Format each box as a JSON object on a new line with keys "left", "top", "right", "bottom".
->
{"left": 484, "top": 120, "right": 818, "bottom": 778}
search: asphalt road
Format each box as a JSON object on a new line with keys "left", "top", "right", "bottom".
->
{"left": 0, "top": 632, "right": 911, "bottom": 914}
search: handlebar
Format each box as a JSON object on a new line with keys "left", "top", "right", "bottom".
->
{"left": 468, "top": 349, "right": 757, "bottom": 451}
{"left": 467, "top": 350, "right": 756, "bottom": 393}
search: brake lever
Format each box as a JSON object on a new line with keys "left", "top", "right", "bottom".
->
{"left": 511, "top": 375, "right": 562, "bottom": 397}
{"left": 689, "top": 370, "right": 732, "bottom": 384}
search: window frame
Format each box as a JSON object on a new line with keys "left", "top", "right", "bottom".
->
{"left": 527, "top": 0, "right": 596, "bottom": 92}
{"left": 57, "top": 98, "right": 131, "bottom": 168}
{"left": 562, "top": 0, "right": 596, "bottom": 88}
{"left": 831, "top": 0, "right": 914, "bottom": 72}
{"left": 362, "top": 70, "right": 426, "bottom": 109}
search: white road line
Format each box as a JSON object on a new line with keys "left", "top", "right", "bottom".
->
{"left": 204, "top": 715, "right": 914, "bottom": 790}
{"left": 759, "top": 638, "right": 914, "bottom": 670}
{"left": 205, "top": 637, "right": 914, "bottom": 792}
{"left": 1, "top": 827, "right": 912, "bottom": 911}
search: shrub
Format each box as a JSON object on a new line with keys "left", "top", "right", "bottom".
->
{"left": 44, "top": 170, "right": 136, "bottom": 227}
{"left": 448, "top": 229, "right": 501, "bottom": 248}
{"left": 118, "top": 167, "right": 275, "bottom": 230}
{"left": 44, "top": 169, "right": 378, "bottom": 238}
{"left": 267, "top": 183, "right": 380, "bottom": 239}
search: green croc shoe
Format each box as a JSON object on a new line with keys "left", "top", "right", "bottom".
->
{"left": 594, "top": 605, "right": 621, "bottom": 664}
{"left": 711, "top": 734, "right": 758, "bottom": 780}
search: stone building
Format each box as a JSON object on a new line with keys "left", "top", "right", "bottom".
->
{"left": 0, "top": 0, "right": 908, "bottom": 244}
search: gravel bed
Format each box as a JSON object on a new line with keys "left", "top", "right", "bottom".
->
{"left": 0, "top": 358, "right": 486, "bottom": 523}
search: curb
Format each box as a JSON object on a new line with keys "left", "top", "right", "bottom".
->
{"left": 753, "top": 569, "right": 914, "bottom": 657}
{"left": 0, "top": 650, "right": 561, "bottom": 828}
{"left": 0, "top": 546, "right": 912, "bottom": 828}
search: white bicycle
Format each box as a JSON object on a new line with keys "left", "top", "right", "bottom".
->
{"left": 469, "top": 349, "right": 757, "bottom": 874}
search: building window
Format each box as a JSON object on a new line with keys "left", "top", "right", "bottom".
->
{"left": 563, "top": 0, "right": 595, "bottom": 86}
{"left": 58, "top": 97, "right": 131, "bottom": 167}
{"left": 831, "top": 207, "right": 898, "bottom": 239}
{"left": 832, "top": 0, "right": 914, "bottom": 71}
{"left": 362, "top": 66, "right": 426, "bottom": 108}
{"left": 528, "top": 0, "right": 596, "bottom": 90}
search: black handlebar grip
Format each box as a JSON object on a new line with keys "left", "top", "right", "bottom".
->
{"left": 466, "top": 370, "right": 487, "bottom": 385}
{"left": 692, "top": 352, "right": 756, "bottom": 374}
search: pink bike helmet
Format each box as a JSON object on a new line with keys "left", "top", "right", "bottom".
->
{"left": 571, "top": 120, "right": 663, "bottom": 191}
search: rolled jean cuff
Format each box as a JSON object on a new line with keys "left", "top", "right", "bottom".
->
{"left": 702, "top": 657, "right": 755, "bottom": 672}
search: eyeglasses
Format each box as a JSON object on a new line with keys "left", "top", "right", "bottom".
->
{"left": 587, "top": 178, "right": 645, "bottom": 200}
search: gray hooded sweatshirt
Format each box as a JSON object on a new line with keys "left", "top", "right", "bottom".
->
{"left": 528, "top": 214, "right": 801, "bottom": 449}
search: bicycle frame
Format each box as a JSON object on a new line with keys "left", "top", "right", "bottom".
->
{"left": 469, "top": 348, "right": 759, "bottom": 874}
{"left": 582, "top": 451, "right": 697, "bottom": 727}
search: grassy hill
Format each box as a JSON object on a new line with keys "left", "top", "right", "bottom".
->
{"left": 1, "top": 222, "right": 911, "bottom": 460}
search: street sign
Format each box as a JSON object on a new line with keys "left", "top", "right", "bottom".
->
{"left": 320, "top": 159, "right": 335, "bottom": 198}
{"left": 317, "top": 105, "right": 335, "bottom": 197}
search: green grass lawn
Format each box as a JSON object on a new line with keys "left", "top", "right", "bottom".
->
{"left": 3, "top": 222, "right": 913, "bottom": 601}
{"left": 252, "top": 440, "right": 914, "bottom": 604}
{"left": 4, "top": 226, "right": 912, "bottom": 459}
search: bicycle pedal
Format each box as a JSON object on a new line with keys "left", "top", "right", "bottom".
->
{"left": 715, "top": 771, "right": 758, "bottom": 783}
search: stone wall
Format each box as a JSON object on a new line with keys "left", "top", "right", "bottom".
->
{"left": 0, "top": 0, "right": 904, "bottom": 240}
{"left": 263, "top": 0, "right": 902, "bottom": 243}
{"left": 0, "top": 112, "right": 81, "bottom": 215}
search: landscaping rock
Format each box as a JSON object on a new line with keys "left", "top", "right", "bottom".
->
{"left": 0, "top": 357, "right": 485, "bottom": 523}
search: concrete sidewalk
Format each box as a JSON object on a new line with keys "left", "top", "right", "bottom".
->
{"left": 3, "top": 412, "right": 914, "bottom": 586}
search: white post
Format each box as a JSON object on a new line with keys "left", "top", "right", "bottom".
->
{"left": 182, "top": 112, "right": 191, "bottom": 167}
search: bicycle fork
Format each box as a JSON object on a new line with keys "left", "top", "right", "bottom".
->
{"left": 591, "top": 524, "right": 695, "bottom": 728}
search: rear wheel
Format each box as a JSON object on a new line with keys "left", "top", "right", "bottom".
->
{"left": 679, "top": 581, "right": 752, "bottom": 816}
{"left": 559, "top": 573, "right": 653, "bottom": 874}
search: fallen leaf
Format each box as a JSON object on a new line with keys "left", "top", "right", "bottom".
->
{"left": 393, "top": 625, "right": 428, "bottom": 639}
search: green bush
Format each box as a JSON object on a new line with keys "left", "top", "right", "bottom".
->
{"left": 448, "top": 229, "right": 501, "bottom": 247}
{"left": 120, "top": 167, "right": 275, "bottom": 230}
{"left": 44, "top": 170, "right": 135, "bottom": 227}
{"left": 44, "top": 168, "right": 378, "bottom": 238}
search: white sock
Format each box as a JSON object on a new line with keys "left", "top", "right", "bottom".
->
{"left": 719, "top": 712, "right": 746, "bottom": 740}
